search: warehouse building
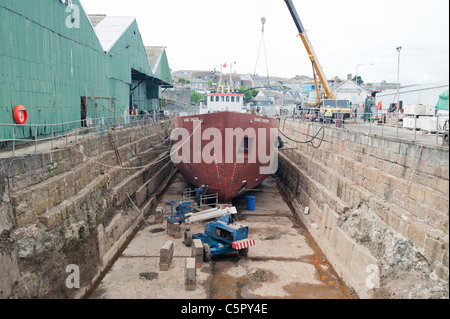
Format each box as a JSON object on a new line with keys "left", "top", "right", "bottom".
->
{"left": 0, "top": 0, "right": 172, "bottom": 143}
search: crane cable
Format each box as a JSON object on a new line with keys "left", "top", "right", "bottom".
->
{"left": 253, "top": 0, "right": 270, "bottom": 84}
{"left": 68, "top": 121, "right": 201, "bottom": 170}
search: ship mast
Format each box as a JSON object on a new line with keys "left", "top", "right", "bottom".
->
{"left": 217, "top": 63, "right": 225, "bottom": 93}
{"left": 229, "top": 63, "right": 234, "bottom": 93}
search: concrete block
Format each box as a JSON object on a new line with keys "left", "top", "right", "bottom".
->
{"left": 192, "top": 239, "right": 203, "bottom": 267}
{"left": 167, "top": 221, "right": 182, "bottom": 238}
{"left": 185, "top": 258, "right": 196, "bottom": 291}
{"left": 155, "top": 206, "right": 164, "bottom": 224}
{"left": 39, "top": 208, "right": 62, "bottom": 229}
{"left": 135, "top": 188, "right": 147, "bottom": 206}
{"left": 160, "top": 240, "right": 174, "bottom": 271}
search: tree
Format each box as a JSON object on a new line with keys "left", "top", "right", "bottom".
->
{"left": 190, "top": 91, "right": 206, "bottom": 105}
{"left": 237, "top": 87, "right": 260, "bottom": 104}
{"left": 352, "top": 76, "right": 364, "bottom": 86}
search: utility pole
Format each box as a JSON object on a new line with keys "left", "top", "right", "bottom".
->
{"left": 395, "top": 46, "right": 402, "bottom": 104}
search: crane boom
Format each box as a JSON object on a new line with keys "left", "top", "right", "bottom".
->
{"left": 283, "top": 0, "right": 335, "bottom": 100}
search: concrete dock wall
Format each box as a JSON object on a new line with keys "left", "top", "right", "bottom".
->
{"left": 277, "top": 119, "right": 449, "bottom": 299}
{"left": 0, "top": 122, "right": 176, "bottom": 298}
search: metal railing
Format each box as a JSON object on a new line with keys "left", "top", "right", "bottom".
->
{"left": 0, "top": 113, "right": 172, "bottom": 156}
{"left": 183, "top": 188, "right": 219, "bottom": 208}
{"left": 285, "top": 108, "right": 449, "bottom": 146}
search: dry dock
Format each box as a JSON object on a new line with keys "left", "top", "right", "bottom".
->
{"left": 1, "top": 118, "right": 448, "bottom": 300}
{"left": 88, "top": 174, "right": 353, "bottom": 299}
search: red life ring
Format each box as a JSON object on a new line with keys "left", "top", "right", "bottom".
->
{"left": 378, "top": 101, "right": 382, "bottom": 110}
{"left": 13, "top": 105, "right": 28, "bottom": 124}
{"left": 133, "top": 108, "right": 138, "bottom": 115}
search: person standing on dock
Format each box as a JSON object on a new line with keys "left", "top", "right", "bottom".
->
{"left": 196, "top": 184, "right": 208, "bottom": 208}
{"left": 324, "top": 108, "right": 333, "bottom": 125}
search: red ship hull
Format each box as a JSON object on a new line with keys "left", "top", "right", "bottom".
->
{"left": 172, "top": 112, "right": 280, "bottom": 202}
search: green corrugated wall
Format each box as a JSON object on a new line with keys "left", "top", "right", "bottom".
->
{"left": 153, "top": 50, "right": 173, "bottom": 86}
{"left": 0, "top": 0, "right": 170, "bottom": 141}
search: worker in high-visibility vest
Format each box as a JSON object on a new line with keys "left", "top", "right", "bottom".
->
{"left": 324, "top": 108, "right": 333, "bottom": 125}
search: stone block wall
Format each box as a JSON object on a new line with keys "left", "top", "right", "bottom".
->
{"left": 277, "top": 119, "right": 449, "bottom": 299}
{"left": 0, "top": 122, "right": 176, "bottom": 298}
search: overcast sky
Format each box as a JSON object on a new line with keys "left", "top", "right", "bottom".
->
{"left": 80, "top": 0, "right": 449, "bottom": 86}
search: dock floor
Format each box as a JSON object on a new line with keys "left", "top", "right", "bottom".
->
{"left": 88, "top": 174, "right": 354, "bottom": 299}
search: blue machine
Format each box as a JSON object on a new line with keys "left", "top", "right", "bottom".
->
{"left": 164, "top": 199, "right": 255, "bottom": 261}
{"left": 191, "top": 214, "right": 255, "bottom": 261}
{"left": 164, "top": 199, "right": 194, "bottom": 224}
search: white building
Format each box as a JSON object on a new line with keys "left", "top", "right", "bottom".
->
{"left": 375, "top": 80, "right": 449, "bottom": 111}
{"left": 200, "top": 93, "right": 245, "bottom": 114}
{"left": 331, "top": 80, "right": 369, "bottom": 108}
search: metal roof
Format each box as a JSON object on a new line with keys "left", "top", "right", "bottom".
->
{"left": 88, "top": 14, "right": 107, "bottom": 27}
{"left": 146, "top": 46, "right": 165, "bottom": 71}
{"left": 94, "top": 16, "right": 135, "bottom": 52}
{"left": 145, "top": 46, "right": 173, "bottom": 86}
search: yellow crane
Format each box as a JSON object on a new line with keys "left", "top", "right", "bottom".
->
{"left": 284, "top": 0, "right": 351, "bottom": 120}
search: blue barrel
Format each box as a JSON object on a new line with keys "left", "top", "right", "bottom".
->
{"left": 246, "top": 196, "right": 256, "bottom": 211}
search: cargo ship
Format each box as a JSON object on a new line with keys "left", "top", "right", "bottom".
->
{"left": 172, "top": 110, "right": 279, "bottom": 201}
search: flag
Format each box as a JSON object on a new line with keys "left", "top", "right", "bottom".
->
{"left": 210, "top": 68, "right": 216, "bottom": 75}
{"left": 223, "top": 63, "right": 227, "bottom": 68}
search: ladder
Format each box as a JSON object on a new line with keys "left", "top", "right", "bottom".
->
{"left": 108, "top": 132, "right": 122, "bottom": 166}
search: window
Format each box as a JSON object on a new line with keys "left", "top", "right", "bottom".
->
{"left": 216, "top": 96, "right": 219, "bottom": 102}
{"left": 210, "top": 96, "right": 214, "bottom": 102}
{"left": 337, "top": 100, "right": 350, "bottom": 108}
{"left": 221, "top": 96, "right": 224, "bottom": 102}
{"left": 226, "top": 96, "right": 230, "bottom": 102}
{"left": 236, "top": 97, "right": 240, "bottom": 103}
{"left": 231, "top": 97, "right": 235, "bottom": 103}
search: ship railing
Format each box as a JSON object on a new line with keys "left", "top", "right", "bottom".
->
{"left": 0, "top": 114, "right": 174, "bottom": 157}
{"left": 287, "top": 108, "right": 449, "bottom": 146}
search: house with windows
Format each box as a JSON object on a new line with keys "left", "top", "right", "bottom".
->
{"left": 331, "top": 80, "right": 369, "bottom": 108}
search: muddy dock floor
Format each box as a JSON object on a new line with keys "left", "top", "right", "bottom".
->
{"left": 89, "top": 174, "right": 355, "bottom": 299}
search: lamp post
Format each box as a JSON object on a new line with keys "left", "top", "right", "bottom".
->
{"left": 396, "top": 46, "right": 402, "bottom": 104}
{"left": 356, "top": 63, "right": 375, "bottom": 86}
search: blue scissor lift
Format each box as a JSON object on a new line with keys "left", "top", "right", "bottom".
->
{"left": 164, "top": 199, "right": 255, "bottom": 262}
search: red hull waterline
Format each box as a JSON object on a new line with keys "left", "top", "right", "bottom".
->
{"left": 172, "top": 112, "right": 280, "bottom": 202}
